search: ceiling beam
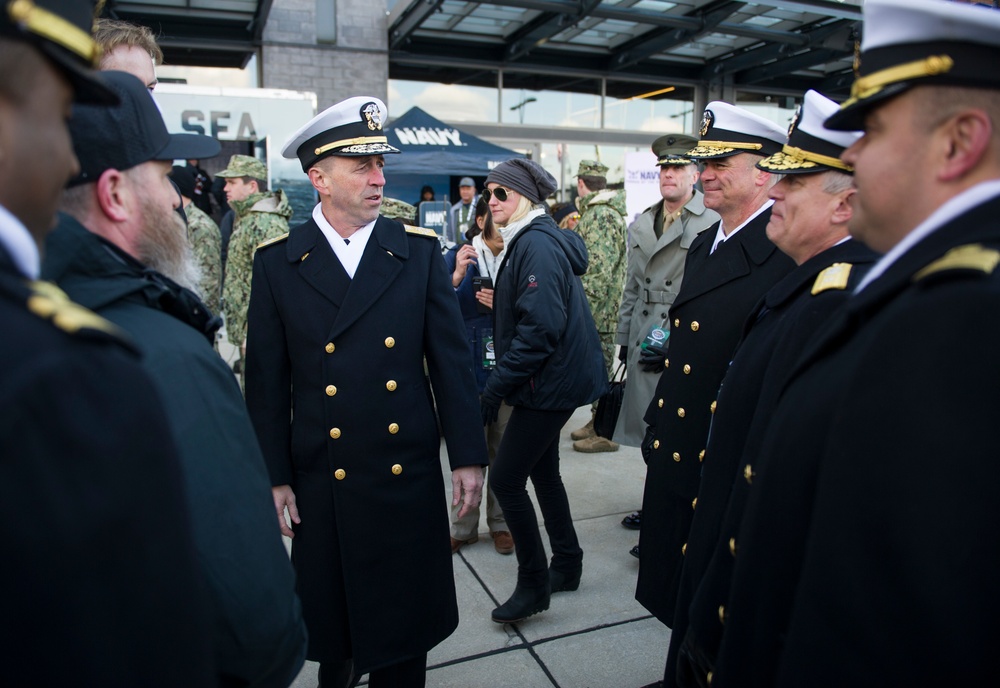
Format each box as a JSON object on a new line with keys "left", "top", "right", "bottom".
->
{"left": 389, "top": 0, "right": 445, "bottom": 51}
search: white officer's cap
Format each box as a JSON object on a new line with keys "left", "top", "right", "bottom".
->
{"left": 686, "top": 101, "right": 787, "bottom": 160}
{"left": 758, "top": 90, "right": 862, "bottom": 174}
{"left": 281, "top": 96, "right": 400, "bottom": 172}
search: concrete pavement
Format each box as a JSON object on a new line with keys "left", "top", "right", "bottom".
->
{"left": 285, "top": 404, "right": 671, "bottom": 688}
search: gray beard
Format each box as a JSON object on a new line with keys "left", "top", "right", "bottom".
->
{"left": 136, "top": 205, "right": 202, "bottom": 294}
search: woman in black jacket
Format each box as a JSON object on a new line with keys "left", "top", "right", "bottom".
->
{"left": 480, "top": 159, "right": 607, "bottom": 623}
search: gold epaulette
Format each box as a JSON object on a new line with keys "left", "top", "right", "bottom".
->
{"left": 257, "top": 233, "right": 289, "bottom": 250}
{"left": 404, "top": 225, "right": 439, "bottom": 238}
{"left": 914, "top": 244, "right": 1000, "bottom": 281}
{"left": 811, "top": 263, "right": 853, "bottom": 295}
{"left": 26, "top": 280, "right": 123, "bottom": 338}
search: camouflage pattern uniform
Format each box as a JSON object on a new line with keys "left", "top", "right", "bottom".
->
{"left": 185, "top": 203, "right": 222, "bottom": 316}
{"left": 380, "top": 197, "right": 418, "bottom": 224}
{"left": 221, "top": 189, "right": 293, "bottom": 349}
{"left": 574, "top": 163, "right": 628, "bottom": 377}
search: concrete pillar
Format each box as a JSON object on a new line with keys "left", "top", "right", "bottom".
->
{"left": 261, "top": 0, "right": 389, "bottom": 110}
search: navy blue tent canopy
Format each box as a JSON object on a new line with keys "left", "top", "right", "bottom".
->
{"left": 384, "top": 107, "right": 525, "bottom": 175}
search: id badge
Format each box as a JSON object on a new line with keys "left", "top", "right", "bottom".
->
{"left": 641, "top": 324, "right": 670, "bottom": 351}
{"left": 481, "top": 329, "right": 496, "bottom": 369}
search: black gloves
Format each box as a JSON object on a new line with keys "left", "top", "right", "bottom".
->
{"left": 641, "top": 426, "right": 656, "bottom": 465}
{"left": 638, "top": 345, "right": 667, "bottom": 373}
{"left": 618, "top": 345, "right": 629, "bottom": 363}
{"left": 480, "top": 391, "right": 501, "bottom": 426}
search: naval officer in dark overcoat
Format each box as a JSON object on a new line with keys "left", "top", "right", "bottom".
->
{"left": 705, "top": 1, "right": 1000, "bottom": 685}
{"left": 244, "top": 96, "right": 487, "bottom": 688}
{"left": 668, "top": 90, "right": 877, "bottom": 688}
{"left": 635, "top": 102, "right": 794, "bottom": 631}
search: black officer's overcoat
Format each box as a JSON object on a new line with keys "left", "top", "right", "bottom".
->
{"left": 244, "top": 215, "right": 486, "bottom": 673}
{"left": 670, "top": 239, "right": 877, "bottom": 685}
{"left": 636, "top": 209, "right": 794, "bottom": 625}
{"left": 712, "top": 195, "right": 1000, "bottom": 687}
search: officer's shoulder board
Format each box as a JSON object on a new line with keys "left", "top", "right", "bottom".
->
{"left": 914, "top": 244, "right": 1000, "bottom": 282}
{"left": 404, "top": 224, "right": 439, "bottom": 239}
{"left": 256, "top": 232, "right": 289, "bottom": 251}
{"left": 811, "top": 262, "right": 853, "bottom": 295}
{"left": 24, "top": 280, "right": 131, "bottom": 345}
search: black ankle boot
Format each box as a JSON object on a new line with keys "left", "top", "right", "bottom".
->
{"left": 491, "top": 584, "right": 550, "bottom": 623}
{"left": 549, "top": 566, "right": 582, "bottom": 593}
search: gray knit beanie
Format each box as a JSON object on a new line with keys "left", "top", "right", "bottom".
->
{"left": 486, "top": 158, "right": 557, "bottom": 204}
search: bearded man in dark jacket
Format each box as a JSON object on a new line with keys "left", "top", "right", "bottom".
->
{"left": 41, "top": 71, "right": 307, "bottom": 688}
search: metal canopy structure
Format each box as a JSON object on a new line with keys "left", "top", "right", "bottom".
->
{"left": 101, "top": 0, "right": 863, "bottom": 101}
{"left": 101, "top": 0, "right": 274, "bottom": 69}
{"left": 388, "top": 0, "right": 863, "bottom": 102}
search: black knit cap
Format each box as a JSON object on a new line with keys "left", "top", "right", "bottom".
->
{"left": 1, "top": 0, "right": 117, "bottom": 104}
{"left": 486, "top": 158, "right": 557, "bottom": 205}
{"left": 168, "top": 165, "right": 197, "bottom": 199}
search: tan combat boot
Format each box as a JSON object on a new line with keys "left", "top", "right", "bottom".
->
{"left": 573, "top": 435, "right": 620, "bottom": 453}
{"left": 570, "top": 412, "right": 596, "bottom": 441}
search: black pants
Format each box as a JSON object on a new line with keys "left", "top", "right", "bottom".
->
{"left": 319, "top": 653, "right": 427, "bottom": 688}
{"left": 491, "top": 406, "right": 583, "bottom": 588}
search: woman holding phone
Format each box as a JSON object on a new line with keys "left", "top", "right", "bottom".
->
{"left": 445, "top": 197, "right": 513, "bottom": 556}
{"left": 479, "top": 159, "right": 606, "bottom": 623}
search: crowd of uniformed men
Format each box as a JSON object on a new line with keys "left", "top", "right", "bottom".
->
{"left": 3, "top": 0, "right": 1000, "bottom": 686}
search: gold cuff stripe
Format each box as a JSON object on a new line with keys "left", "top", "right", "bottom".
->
{"left": 780, "top": 145, "right": 853, "bottom": 172}
{"left": 696, "top": 140, "right": 763, "bottom": 151}
{"left": 315, "top": 136, "right": 388, "bottom": 156}
{"left": 844, "top": 55, "right": 954, "bottom": 108}
{"left": 7, "top": 0, "right": 99, "bottom": 64}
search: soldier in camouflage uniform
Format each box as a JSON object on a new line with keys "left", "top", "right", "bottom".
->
{"left": 570, "top": 160, "right": 628, "bottom": 453}
{"left": 218, "top": 155, "right": 293, "bottom": 376}
{"left": 169, "top": 165, "right": 222, "bottom": 316}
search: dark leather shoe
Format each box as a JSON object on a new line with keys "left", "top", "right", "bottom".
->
{"left": 629, "top": 544, "right": 640, "bottom": 559}
{"left": 622, "top": 510, "right": 642, "bottom": 530}
{"left": 491, "top": 584, "right": 550, "bottom": 623}
{"left": 549, "top": 566, "right": 582, "bottom": 593}
{"left": 450, "top": 535, "right": 478, "bottom": 553}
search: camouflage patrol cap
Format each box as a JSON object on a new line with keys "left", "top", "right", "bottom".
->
{"left": 577, "top": 159, "right": 608, "bottom": 178}
{"left": 381, "top": 197, "right": 417, "bottom": 222}
{"left": 215, "top": 154, "right": 267, "bottom": 179}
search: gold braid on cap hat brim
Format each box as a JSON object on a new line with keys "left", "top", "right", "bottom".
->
{"left": 687, "top": 141, "right": 763, "bottom": 157}
{"left": 759, "top": 145, "right": 853, "bottom": 172}
{"left": 841, "top": 55, "right": 954, "bottom": 109}
{"left": 315, "top": 136, "right": 389, "bottom": 156}
{"left": 6, "top": 0, "right": 100, "bottom": 65}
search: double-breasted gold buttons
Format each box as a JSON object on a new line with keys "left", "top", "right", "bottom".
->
{"left": 744, "top": 465, "right": 755, "bottom": 484}
{"left": 653, "top": 440, "right": 660, "bottom": 449}
{"left": 391, "top": 464, "right": 402, "bottom": 475}
{"left": 334, "top": 468, "right": 346, "bottom": 480}
{"left": 657, "top": 398, "right": 664, "bottom": 408}
{"left": 677, "top": 408, "right": 686, "bottom": 418}
{"left": 325, "top": 385, "right": 337, "bottom": 396}
{"left": 384, "top": 337, "right": 395, "bottom": 348}
{"left": 388, "top": 423, "right": 399, "bottom": 434}
{"left": 681, "top": 543, "right": 687, "bottom": 555}
{"left": 325, "top": 342, "right": 335, "bottom": 354}
{"left": 699, "top": 449, "right": 705, "bottom": 462}
{"left": 691, "top": 497, "right": 698, "bottom": 510}
{"left": 672, "top": 452, "right": 681, "bottom": 462}
{"left": 674, "top": 318, "right": 680, "bottom": 327}
{"left": 718, "top": 605, "right": 727, "bottom": 624}
{"left": 691, "top": 321, "right": 700, "bottom": 331}
{"left": 683, "top": 364, "right": 691, "bottom": 374}
{"left": 729, "top": 537, "right": 737, "bottom": 556}
{"left": 664, "top": 358, "right": 670, "bottom": 369}
{"left": 329, "top": 427, "right": 341, "bottom": 439}
{"left": 710, "top": 400, "right": 717, "bottom": 413}
{"left": 386, "top": 380, "right": 397, "bottom": 391}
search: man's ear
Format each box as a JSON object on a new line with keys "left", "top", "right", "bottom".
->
{"left": 831, "top": 187, "right": 855, "bottom": 226}
{"left": 938, "top": 108, "right": 992, "bottom": 183}
{"left": 307, "top": 166, "right": 328, "bottom": 195}
{"left": 95, "top": 168, "right": 131, "bottom": 223}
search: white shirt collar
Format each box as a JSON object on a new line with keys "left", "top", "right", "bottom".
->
{"left": 854, "top": 180, "right": 1000, "bottom": 293}
{"left": 0, "top": 204, "right": 40, "bottom": 279}
{"left": 711, "top": 199, "right": 774, "bottom": 254}
{"left": 312, "top": 203, "right": 376, "bottom": 279}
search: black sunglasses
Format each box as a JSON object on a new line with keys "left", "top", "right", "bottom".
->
{"left": 483, "top": 187, "right": 514, "bottom": 203}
